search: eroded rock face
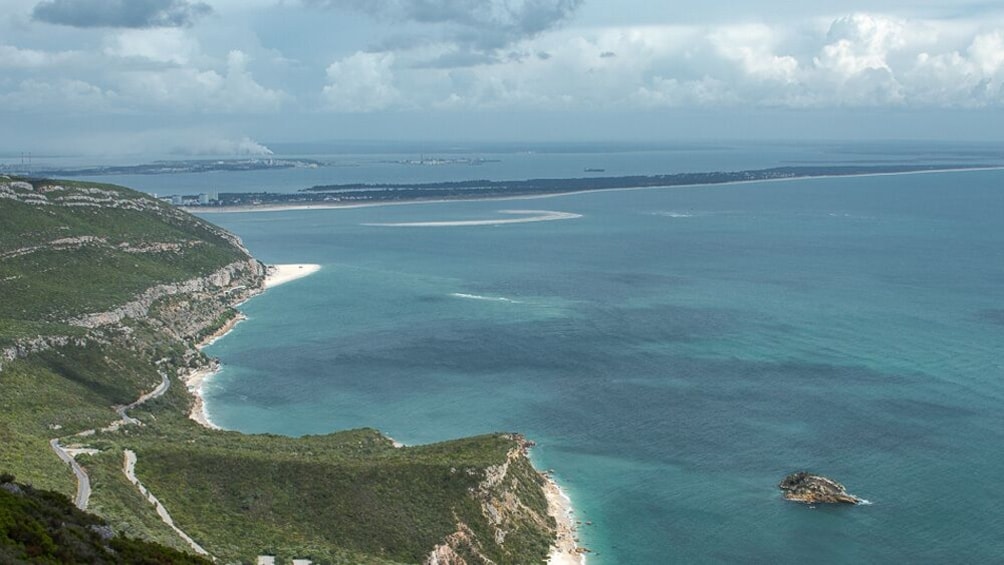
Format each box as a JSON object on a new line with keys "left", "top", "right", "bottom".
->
{"left": 779, "top": 472, "right": 861, "bottom": 504}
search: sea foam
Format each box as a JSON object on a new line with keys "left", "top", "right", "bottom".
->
{"left": 451, "top": 292, "right": 520, "bottom": 304}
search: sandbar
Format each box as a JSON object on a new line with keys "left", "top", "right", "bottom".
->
{"left": 265, "top": 263, "right": 321, "bottom": 288}
{"left": 363, "top": 209, "right": 581, "bottom": 227}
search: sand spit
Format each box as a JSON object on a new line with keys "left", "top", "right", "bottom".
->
{"left": 265, "top": 263, "right": 321, "bottom": 288}
{"left": 362, "top": 209, "right": 582, "bottom": 227}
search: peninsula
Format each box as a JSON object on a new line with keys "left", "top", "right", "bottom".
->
{"left": 179, "top": 163, "right": 992, "bottom": 210}
{"left": 0, "top": 175, "right": 574, "bottom": 564}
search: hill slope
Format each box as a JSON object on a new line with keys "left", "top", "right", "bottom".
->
{"left": 0, "top": 175, "right": 557, "bottom": 564}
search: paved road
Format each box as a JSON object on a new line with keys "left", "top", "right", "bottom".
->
{"left": 49, "top": 439, "right": 91, "bottom": 510}
{"left": 114, "top": 372, "right": 170, "bottom": 425}
{"left": 49, "top": 372, "right": 170, "bottom": 511}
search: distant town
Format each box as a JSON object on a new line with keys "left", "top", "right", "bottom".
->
{"left": 388, "top": 156, "right": 501, "bottom": 166}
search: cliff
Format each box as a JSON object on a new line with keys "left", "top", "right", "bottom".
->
{"left": 0, "top": 176, "right": 558, "bottom": 564}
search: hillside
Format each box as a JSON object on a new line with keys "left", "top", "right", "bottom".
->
{"left": 0, "top": 473, "right": 211, "bottom": 565}
{"left": 0, "top": 175, "right": 558, "bottom": 564}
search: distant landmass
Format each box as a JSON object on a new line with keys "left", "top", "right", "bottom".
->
{"left": 190, "top": 163, "right": 993, "bottom": 209}
{"left": 2, "top": 158, "right": 324, "bottom": 177}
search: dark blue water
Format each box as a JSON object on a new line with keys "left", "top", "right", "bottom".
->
{"left": 198, "top": 164, "right": 1004, "bottom": 563}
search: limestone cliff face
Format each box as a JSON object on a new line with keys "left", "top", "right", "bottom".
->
{"left": 425, "top": 435, "right": 556, "bottom": 565}
{"left": 0, "top": 176, "right": 266, "bottom": 373}
{"left": 68, "top": 258, "right": 264, "bottom": 330}
{"left": 0, "top": 259, "right": 263, "bottom": 374}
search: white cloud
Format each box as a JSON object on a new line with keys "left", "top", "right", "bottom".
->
{"left": 104, "top": 28, "right": 199, "bottom": 64}
{"left": 709, "top": 24, "right": 798, "bottom": 83}
{"left": 314, "top": 13, "right": 1004, "bottom": 111}
{"left": 113, "top": 49, "right": 284, "bottom": 112}
{"left": 322, "top": 51, "right": 400, "bottom": 111}
{"left": 0, "top": 78, "right": 115, "bottom": 111}
{"left": 0, "top": 44, "right": 78, "bottom": 68}
{"left": 968, "top": 31, "right": 1004, "bottom": 75}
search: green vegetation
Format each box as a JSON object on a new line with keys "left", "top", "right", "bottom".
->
{"left": 0, "top": 474, "right": 210, "bottom": 564}
{"left": 0, "top": 177, "right": 557, "bottom": 564}
{"left": 0, "top": 179, "right": 243, "bottom": 328}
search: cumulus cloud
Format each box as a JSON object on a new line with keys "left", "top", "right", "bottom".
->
{"left": 104, "top": 28, "right": 199, "bottom": 64}
{"left": 306, "top": 0, "right": 582, "bottom": 51}
{"left": 32, "top": 0, "right": 212, "bottom": 29}
{"left": 0, "top": 45, "right": 77, "bottom": 68}
{"left": 0, "top": 78, "right": 115, "bottom": 112}
{"left": 323, "top": 51, "right": 401, "bottom": 111}
{"left": 114, "top": 49, "right": 285, "bottom": 112}
{"left": 314, "top": 12, "right": 1004, "bottom": 111}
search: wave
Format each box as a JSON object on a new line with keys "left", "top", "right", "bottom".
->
{"left": 650, "top": 211, "right": 695, "bottom": 218}
{"left": 451, "top": 292, "right": 520, "bottom": 304}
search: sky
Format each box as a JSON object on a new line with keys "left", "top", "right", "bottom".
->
{"left": 3, "top": 0, "right": 1004, "bottom": 156}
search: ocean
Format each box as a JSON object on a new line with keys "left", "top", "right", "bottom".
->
{"left": 112, "top": 143, "right": 1004, "bottom": 562}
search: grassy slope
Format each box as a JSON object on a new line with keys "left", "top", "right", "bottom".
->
{"left": 0, "top": 475, "right": 211, "bottom": 565}
{"left": 0, "top": 178, "right": 554, "bottom": 564}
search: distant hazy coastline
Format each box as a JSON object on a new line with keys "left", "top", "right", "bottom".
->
{"left": 186, "top": 165, "right": 1004, "bottom": 215}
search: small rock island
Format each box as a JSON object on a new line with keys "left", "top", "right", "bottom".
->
{"left": 779, "top": 472, "right": 861, "bottom": 504}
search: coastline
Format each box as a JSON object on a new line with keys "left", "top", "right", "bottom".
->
{"left": 264, "top": 263, "right": 322, "bottom": 288}
{"left": 184, "top": 166, "right": 1004, "bottom": 215}
{"left": 184, "top": 263, "right": 321, "bottom": 429}
{"left": 183, "top": 258, "right": 585, "bottom": 562}
{"left": 544, "top": 475, "right": 587, "bottom": 565}
{"left": 183, "top": 363, "right": 222, "bottom": 430}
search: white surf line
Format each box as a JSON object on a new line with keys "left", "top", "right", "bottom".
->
{"left": 49, "top": 439, "right": 91, "bottom": 510}
{"left": 123, "top": 450, "right": 211, "bottom": 557}
{"left": 451, "top": 293, "right": 520, "bottom": 303}
{"left": 362, "top": 209, "right": 582, "bottom": 227}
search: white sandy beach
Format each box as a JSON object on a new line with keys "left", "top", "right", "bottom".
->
{"left": 545, "top": 476, "right": 587, "bottom": 565}
{"left": 183, "top": 365, "right": 222, "bottom": 430}
{"left": 265, "top": 263, "right": 321, "bottom": 288}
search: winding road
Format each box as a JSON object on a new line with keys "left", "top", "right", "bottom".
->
{"left": 49, "top": 372, "right": 171, "bottom": 510}
{"left": 49, "top": 439, "right": 91, "bottom": 510}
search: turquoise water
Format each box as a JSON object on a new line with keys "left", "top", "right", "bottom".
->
{"left": 202, "top": 168, "right": 1004, "bottom": 563}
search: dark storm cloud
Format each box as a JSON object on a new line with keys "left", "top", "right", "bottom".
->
{"left": 32, "top": 0, "right": 212, "bottom": 28}
{"left": 305, "top": 0, "right": 583, "bottom": 50}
